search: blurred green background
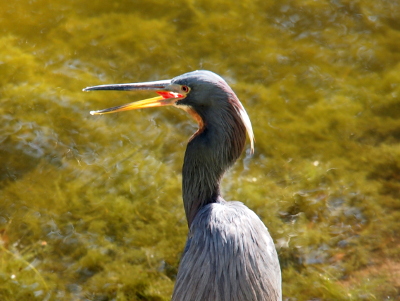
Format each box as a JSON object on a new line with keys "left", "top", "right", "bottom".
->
{"left": 0, "top": 0, "right": 399, "bottom": 300}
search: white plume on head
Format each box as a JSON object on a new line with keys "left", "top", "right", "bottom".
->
{"left": 237, "top": 103, "right": 255, "bottom": 154}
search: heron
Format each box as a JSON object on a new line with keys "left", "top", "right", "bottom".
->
{"left": 84, "top": 70, "right": 282, "bottom": 301}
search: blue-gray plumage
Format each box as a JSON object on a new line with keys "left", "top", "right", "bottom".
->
{"left": 173, "top": 198, "right": 281, "bottom": 301}
{"left": 84, "top": 70, "right": 282, "bottom": 301}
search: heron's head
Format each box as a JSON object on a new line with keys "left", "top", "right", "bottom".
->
{"left": 83, "top": 70, "right": 254, "bottom": 152}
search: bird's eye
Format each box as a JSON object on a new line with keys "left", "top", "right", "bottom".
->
{"left": 181, "top": 85, "right": 190, "bottom": 93}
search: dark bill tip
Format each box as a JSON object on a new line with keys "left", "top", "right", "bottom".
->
{"left": 82, "top": 79, "right": 172, "bottom": 92}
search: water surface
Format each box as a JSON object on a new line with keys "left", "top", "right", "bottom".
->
{"left": 0, "top": 0, "right": 399, "bottom": 300}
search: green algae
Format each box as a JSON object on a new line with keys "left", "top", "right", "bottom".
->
{"left": 0, "top": 0, "right": 399, "bottom": 300}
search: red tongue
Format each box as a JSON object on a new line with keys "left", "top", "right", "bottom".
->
{"left": 157, "top": 91, "right": 183, "bottom": 99}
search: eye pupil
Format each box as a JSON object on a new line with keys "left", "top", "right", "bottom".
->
{"left": 182, "top": 85, "right": 189, "bottom": 92}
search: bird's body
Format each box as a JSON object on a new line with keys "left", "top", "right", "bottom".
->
{"left": 173, "top": 199, "right": 281, "bottom": 301}
{"left": 84, "top": 70, "right": 282, "bottom": 301}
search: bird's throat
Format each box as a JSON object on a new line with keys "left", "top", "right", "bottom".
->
{"left": 178, "top": 106, "right": 206, "bottom": 142}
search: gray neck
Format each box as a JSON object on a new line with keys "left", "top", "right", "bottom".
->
{"left": 182, "top": 118, "right": 246, "bottom": 227}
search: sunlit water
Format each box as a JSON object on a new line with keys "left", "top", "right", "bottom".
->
{"left": 1, "top": 1, "right": 399, "bottom": 300}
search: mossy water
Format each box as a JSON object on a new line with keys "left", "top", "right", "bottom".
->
{"left": 1, "top": 0, "right": 399, "bottom": 300}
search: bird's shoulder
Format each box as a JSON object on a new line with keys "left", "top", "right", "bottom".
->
{"left": 175, "top": 200, "right": 281, "bottom": 301}
{"left": 188, "top": 199, "right": 277, "bottom": 259}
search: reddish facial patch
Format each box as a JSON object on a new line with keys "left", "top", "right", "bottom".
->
{"left": 157, "top": 91, "right": 184, "bottom": 99}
